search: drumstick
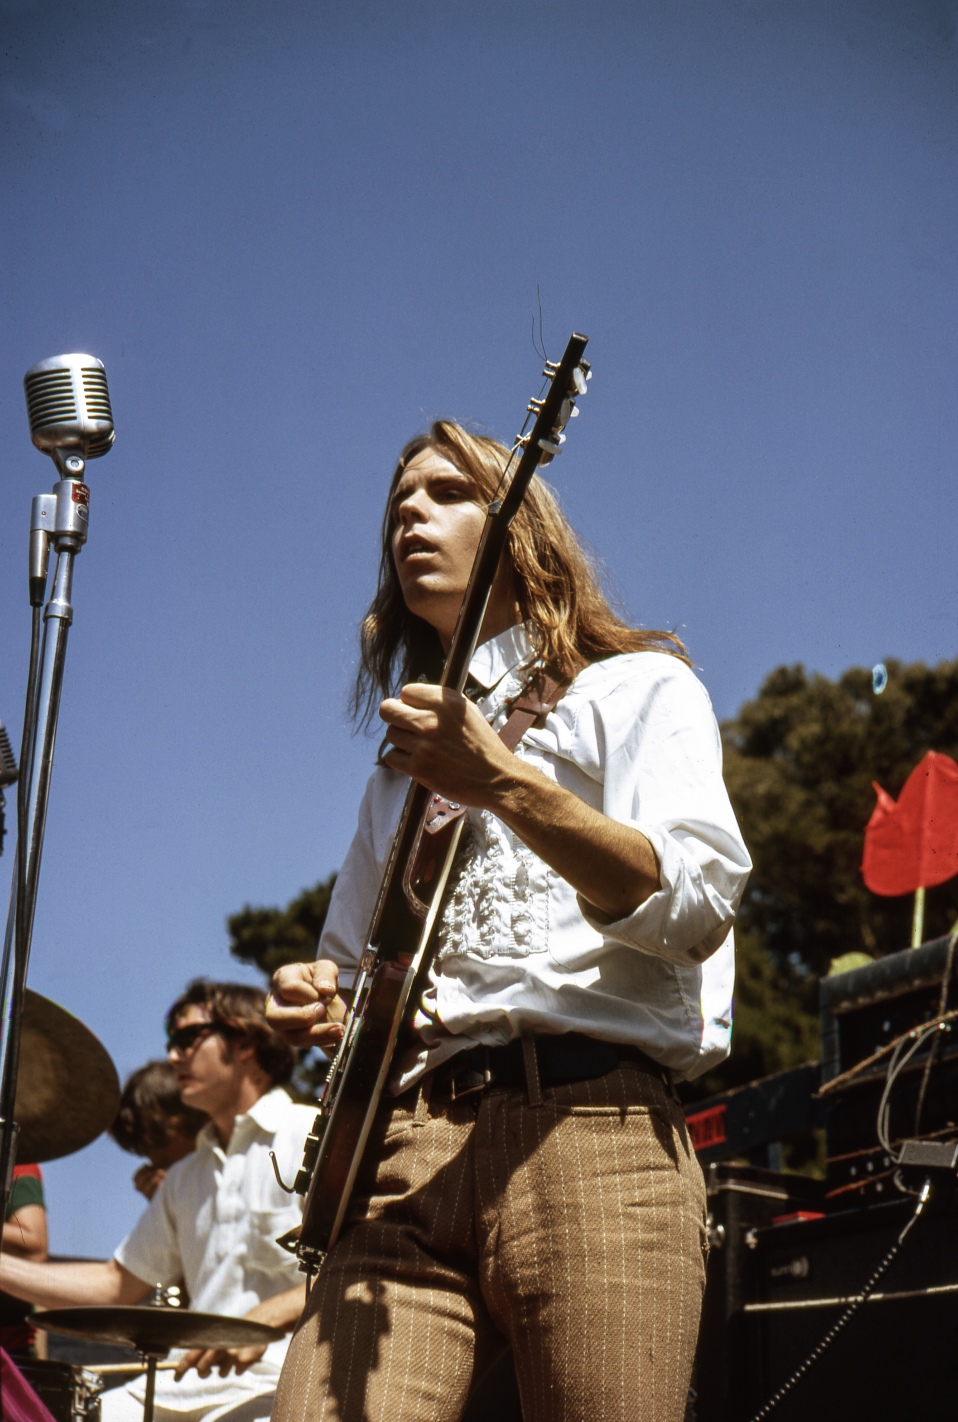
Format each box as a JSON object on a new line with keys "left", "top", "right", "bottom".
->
{"left": 90, "top": 1361, "right": 181, "bottom": 1374}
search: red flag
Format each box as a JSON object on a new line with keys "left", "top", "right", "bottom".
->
{"left": 862, "top": 751, "right": 958, "bottom": 896}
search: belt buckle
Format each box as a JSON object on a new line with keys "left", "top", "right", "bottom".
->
{"left": 450, "top": 1068, "right": 491, "bottom": 1101}
{"left": 449, "top": 1046, "right": 493, "bottom": 1101}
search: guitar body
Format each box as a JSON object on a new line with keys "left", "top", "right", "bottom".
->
{"left": 296, "top": 961, "right": 408, "bottom": 1261}
{"left": 297, "top": 813, "right": 467, "bottom": 1268}
{"left": 291, "top": 334, "right": 591, "bottom": 1273}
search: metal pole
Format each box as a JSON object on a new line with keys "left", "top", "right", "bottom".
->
{"left": 0, "top": 471, "right": 86, "bottom": 1238}
{"left": 911, "top": 885, "right": 926, "bottom": 948}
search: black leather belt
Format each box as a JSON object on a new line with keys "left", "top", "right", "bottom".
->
{"left": 430, "top": 1032, "right": 670, "bottom": 1101}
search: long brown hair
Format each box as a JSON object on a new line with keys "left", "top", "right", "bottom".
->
{"left": 352, "top": 420, "right": 688, "bottom": 727}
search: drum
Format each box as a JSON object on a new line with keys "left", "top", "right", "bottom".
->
{"left": 13, "top": 1358, "right": 103, "bottom": 1422}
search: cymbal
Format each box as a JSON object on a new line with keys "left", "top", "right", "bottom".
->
{"left": 33, "top": 1305, "right": 285, "bottom": 1355}
{"left": 14, "top": 989, "right": 120, "bottom": 1163}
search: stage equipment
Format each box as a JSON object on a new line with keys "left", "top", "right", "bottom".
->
{"left": 34, "top": 1307, "right": 285, "bottom": 1422}
{"left": 819, "top": 934, "right": 958, "bottom": 1204}
{"left": 687, "top": 936, "right": 958, "bottom": 1419}
{"left": 13, "top": 1357, "right": 104, "bottom": 1422}
{"left": 690, "top": 1163, "right": 824, "bottom": 1422}
{"left": 686, "top": 1062, "right": 826, "bottom": 1172}
{"left": 0, "top": 354, "right": 114, "bottom": 1243}
{"left": 14, "top": 988, "right": 119, "bottom": 1162}
{"left": 734, "top": 1181, "right": 958, "bottom": 1419}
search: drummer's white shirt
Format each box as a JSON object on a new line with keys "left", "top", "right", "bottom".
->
{"left": 108, "top": 1087, "right": 315, "bottom": 1418}
{"left": 321, "top": 625, "right": 752, "bottom": 1088}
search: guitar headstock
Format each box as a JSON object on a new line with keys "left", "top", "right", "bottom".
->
{"left": 516, "top": 333, "right": 591, "bottom": 467}
{"left": 439, "top": 330, "right": 591, "bottom": 692}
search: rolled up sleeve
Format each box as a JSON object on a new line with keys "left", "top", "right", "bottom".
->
{"left": 570, "top": 660, "right": 751, "bottom": 966}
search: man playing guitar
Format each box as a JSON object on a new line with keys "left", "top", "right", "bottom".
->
{"left": 266, "top": 419, "right": 750, "bottom": 1421}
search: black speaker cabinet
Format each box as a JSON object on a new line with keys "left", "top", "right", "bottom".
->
{"left": 692, "top": 1163, "right": 824, "bottom": 1422}
{"left": 729, "top": 1191, "right": 958, "bottom": 1421}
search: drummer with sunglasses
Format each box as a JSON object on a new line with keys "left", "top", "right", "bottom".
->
{"left": 0, "top": 978, "right": 317, "bottom": 1422}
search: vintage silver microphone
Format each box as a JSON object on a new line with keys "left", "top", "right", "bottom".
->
{"left": 21, "top": 356, "right": 114, "bottom": 606}
{"left": 16, "top": 350, "right": 115, "bottom": 902}
{"left": 23, "top": 353, "right": 115, "bottom": 470}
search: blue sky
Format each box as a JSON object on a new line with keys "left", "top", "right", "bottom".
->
{"left": 1, "top": 0, "right": 956, "bottom": 1258}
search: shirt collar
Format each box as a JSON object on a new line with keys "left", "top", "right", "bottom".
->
{"left": 468, "top": 623, "right": 535, "bottom": 692}
{"left": 195, "top": 1086, "right": 290, "bottom": 1152}
{"left": 245, "top": 1085, "right": 292, "bottom": 1131}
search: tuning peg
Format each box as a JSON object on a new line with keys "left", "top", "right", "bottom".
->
{"left": 538, "top": 432, "right": 566, "bottom": 456}
{"left": 572, "top": 367, "right": 589, "bottom": 396}
{"left": 556, "top": 398, "right": 576, "bottom": 430}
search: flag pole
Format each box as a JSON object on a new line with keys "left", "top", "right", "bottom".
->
{"left": 911, "top": 885, "right": 925, "bottom": 948}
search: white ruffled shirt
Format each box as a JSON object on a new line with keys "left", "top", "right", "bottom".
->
{"left": 321, "top": 626, "right": 751, "bottom": 1083}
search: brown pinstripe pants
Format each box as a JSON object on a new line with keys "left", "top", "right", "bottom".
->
{"left": 273, "top": 1063, "right": 708, "bottom": 1422}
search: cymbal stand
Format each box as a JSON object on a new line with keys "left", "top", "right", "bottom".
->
{"left": 0, "top": 457, "right": 90, "bottom": 1237}
{"left": 140, "top": 1347, "right": 169, "bottom": 1422}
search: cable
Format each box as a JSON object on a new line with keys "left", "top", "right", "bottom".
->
{"left": 915, "top": 928, "right": 958, "bottom": 1134}
{"left": 748, "top": 1178, "right": 932, "bottom": 1421}
{"left": 876, "top": 1020, "right": 947, "bottom": 1161}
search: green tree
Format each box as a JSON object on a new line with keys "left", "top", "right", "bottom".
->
{"left": 723, "top": 658, "right": 958, "bottom": 981}
{"left": 227, "top": 874, "right": 338, "bottom": 1096}
{"left": 686, "top": 930, "right": 822, "bottom": 1102}
{"left": 228, "top": 873, "right": 338, "bottom": 981}
{"left": 692, "top": 657, "right": 958, "bottom": 1102}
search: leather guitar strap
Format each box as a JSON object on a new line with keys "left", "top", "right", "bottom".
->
{"left": 421, "top": 667, "right": 571, "bottom": 836}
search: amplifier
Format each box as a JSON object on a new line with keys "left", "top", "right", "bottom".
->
{"left": 820, "top": 934, "right": 958, "bottom": 1204}
{"left": 691, "top": 1163, "right": 823, "bottom": 1422}
{"left": 733, "top": 1192, "right": 958, "bottom": 1420}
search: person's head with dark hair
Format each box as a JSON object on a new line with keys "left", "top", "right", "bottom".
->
{"left": 111, "top": 1060, "right": 208, "bottom": 1160}
{"left": 165, "top": 980, "right": 298, "bottom": 1148}
{"left": 165, "top": 979, "right": 296, "bottom": 1087}
{"left": 110, "top": 1060, "right": 208, "bottom": 1200}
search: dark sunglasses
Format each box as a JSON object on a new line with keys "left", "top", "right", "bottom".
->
{"left": 166, "top": 1022, "right": 239, "bottom": 1054}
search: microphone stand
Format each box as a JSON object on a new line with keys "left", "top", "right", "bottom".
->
{"left": 0, "top": 454, "right": 90, "bottom": 1241}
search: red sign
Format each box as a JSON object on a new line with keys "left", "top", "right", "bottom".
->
{"left": 686, "top": 1103, "right": 727, "bottom": 1151}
